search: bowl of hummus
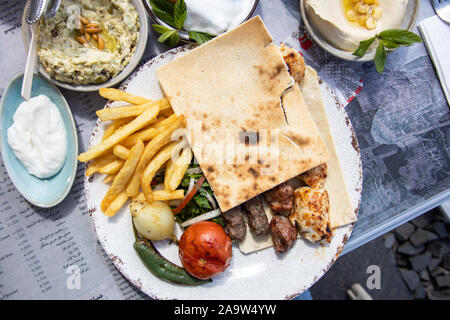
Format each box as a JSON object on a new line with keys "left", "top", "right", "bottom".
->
{"left": 22, "top": 0, "right": 148, "bottom": 91}
{"left": 300, "top": 0, "right": 420, "bottom": 61}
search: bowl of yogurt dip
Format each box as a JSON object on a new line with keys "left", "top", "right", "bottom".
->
{"left": 0, "top": 74, "right": 78, "bottom": 207}
{"left": 144, "top": 0, "right": 259, "bottom": 42}
{"left": 300, "top": 0, "right": 420, "bottom": 61}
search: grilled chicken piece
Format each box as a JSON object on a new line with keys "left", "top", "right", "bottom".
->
{"left": 264, "top": 182, "right": 294, "bottom": 216}
{"left": 280, "top": 44, "right": 306, "bottom": 84}
{"left": 270, "top": 215, "right": 298, "bottom": 253}
{"left": 242, "top": 197, "right": 270, "bottom": 236}
{"left": 298, "top": 163, "right": 328, "bottom": 189}
{"left": 289, "top": 187, "right": 333, "bottom": 244}
{"left": 222, "top": 207, "right": 246, "bottom": 241}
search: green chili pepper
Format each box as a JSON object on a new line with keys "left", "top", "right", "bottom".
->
{"left": 133, "top": 240, "right": 211, "bottom": 285}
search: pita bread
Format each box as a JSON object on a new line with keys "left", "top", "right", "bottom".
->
{"left": 156, "top": 16, "right": 329, "bottom": 212}
{"left": 300, "top": 67, "right": 356, "bottom": 228}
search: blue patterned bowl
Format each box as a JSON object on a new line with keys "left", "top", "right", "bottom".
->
{"left": 0, "top": 74, "right": 78, "bottom": 207}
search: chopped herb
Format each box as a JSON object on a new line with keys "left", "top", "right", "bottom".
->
{"left": 174, "top": 160, "right": 219, "bottom": 225}
{"left": 188, "top": 31, "right": 215, "bottom": 44}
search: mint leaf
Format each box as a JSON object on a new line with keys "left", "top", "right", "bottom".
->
{"left": 157, "top": 30, "right": 180, "bottom": 47}
{"left": 149, "top": 0, "right": 174, "bottom": 14}
{"left": 375, "top": 42, "right": 386, "bottom": 74}
{"left": 188, "top": 31, "right": 215, "bottom": 44}
{"left": 152, "top": 24, "right": 171, "bottom": 34}
{"left": 166, "top": 31, "right": 180, "bottom": 47}
{"left": 352, "top": 37, "right": 376, "bottom": 57}
{"left": 157, "top": 30, "right": 176, "bottom": 43}
{"left": 378, "top": 29, "right": 422, "bottom": 45}
{"left": 174, "top": 0, "right": 187, "bottom": 30}
{"left": 149, "top": 0, "right": 175, "bottom": 27}
{"left": 380, "top": 39, "right": 399, "bottom": 49}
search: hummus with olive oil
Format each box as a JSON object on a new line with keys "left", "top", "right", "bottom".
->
{"left": 306, "top": 0, "right": 409, "bottom": 52}
{"left": 37, "top": 0, "right": 139, "bottom": 85}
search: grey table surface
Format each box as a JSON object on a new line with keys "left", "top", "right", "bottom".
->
{"left": 336, "top": 0, "right": 450, "bottom": 253}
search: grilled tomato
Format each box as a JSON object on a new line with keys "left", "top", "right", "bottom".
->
{"left": 179, "top": 221, "right": 232, "bottom": 279}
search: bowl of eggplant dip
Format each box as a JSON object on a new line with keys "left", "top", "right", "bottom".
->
{"left": 22, "top": 0, "right": 148, "bottom": 91}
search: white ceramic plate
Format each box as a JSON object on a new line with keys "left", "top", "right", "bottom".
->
{"left": 86, "top": 45, "right": 362, "bottom": 300}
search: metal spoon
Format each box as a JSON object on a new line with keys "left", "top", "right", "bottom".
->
{"left": 44, "top": 0, "right": 61, "bottom": 19}
{"left": 21, "top": 0, "right": 49, "bottom": 101}
{"left": 24, "top": 0, "right": 48, "bottom": 24}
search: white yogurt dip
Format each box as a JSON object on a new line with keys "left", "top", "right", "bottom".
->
{"left": 183, "top": 0, "right": 256, "bottom": 35}
{"left": 7, "top": 95, "right": 67, "bottom": 179}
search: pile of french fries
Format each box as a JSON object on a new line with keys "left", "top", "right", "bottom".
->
{"left": 78, "top": 88, "right": 192, "bottom": 217}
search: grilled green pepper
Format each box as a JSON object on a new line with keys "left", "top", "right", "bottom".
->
{"left": 133, "top": 239, "right": 212, "bottom": 285}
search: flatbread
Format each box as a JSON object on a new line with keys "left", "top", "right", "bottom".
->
{"left": 156, "top": 16, "right": 329, "bottom": 212}
{"left": 300, "top": 67, "right": 356, "bottom": 228}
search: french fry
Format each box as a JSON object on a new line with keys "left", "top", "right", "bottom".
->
{"left": 154, "top": 190, "right": 185, "bottom": 201}
{"left": 113, "top": 144, "right": 130, "bottom": 160}
{"left": 121, "top": 127, "right": 158, "bottom": 148}
{"left": 164, "top": 160, "right": 176, "bottom": 191}
{"left": 85, "top": 153, "right": 117, "bottom": 176}
{"left": 102, "top": 117, "right": 135, "bottom": 141}
{"left": 96, "top": 99, "right": 170, "bottom": 121}
{"left": 101, "top": 140, "right": 144, "bottom": 212}
{"left": 141, "top": 141, "right": 184, "bottom": 203}
{"left": 103, "top": 174, "right": 116, "bottom": 184}
{"left": 126, "top": 116, "right": 185, "bottom": 197}
{"left": 132, "top": 192, "right": 146, "bottom": 202}
{"left": 132, "top": 190, "right": 184, "bottom": 202}
{"left": 160, "top": 107, "right": 174, "bottom": 117}
{"left": 104, "top": 191, "right": 129, "bottom": 217}
{"left": 98, "top": 160, "right": 124, "bottom": 175}
{"left": 78, "top": 106, "right": 160, "bottom": 162}
{"left": 99, "top": 88, "right": 152, "bottom": 105}
{"left": 121, "top": 114, "right": 178, "bottom": 147}
{"left": 166, "top": 147, "right": 192, "bottom": 191}
{"left": 83, "top": 89, "right": 185, "bottom": 217}
{"left": 153, "top": 113, "right": 178, "bottom": 129}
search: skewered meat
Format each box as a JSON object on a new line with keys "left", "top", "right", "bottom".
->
{"left": 242, "top": 197, "right": 270, "bottom": 236}
{"left": 289, "top": 187, "right": 333, "bottom": 244}
{"left": 270, "top": 215, "right": 298, "bottom": 253}
{"left": 298, "top": 163, "right": 328, "bottom": 189}
{"left": 280, "top": 44, "right": 306, "bottom": 84}
{"left": 264, "top": 182, "right": 294, "bottom": 215}
{"left": 222, "top": 207, "right": 246, "bottom": 241}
